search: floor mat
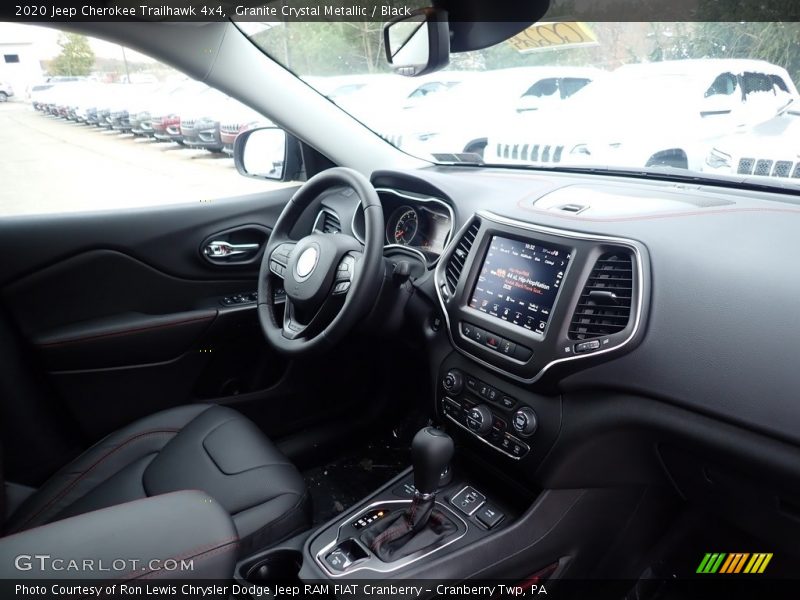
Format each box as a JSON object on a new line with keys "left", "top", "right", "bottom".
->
{"left": 302, "top": 422, "right": 422, "bottom": 526}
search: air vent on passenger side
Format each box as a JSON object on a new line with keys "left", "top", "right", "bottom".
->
{"left": 314, "top": 210, "right": 341, "bottom": 234}
{"left": 569, "top": 250, "right": 634, "bottom": 340}
{"left": 444, "top": 219, "right": 480, "bottom": 295}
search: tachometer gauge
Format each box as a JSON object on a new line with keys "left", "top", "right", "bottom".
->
{"left": 387, "top": 207, "right": 419, "bottom": 246}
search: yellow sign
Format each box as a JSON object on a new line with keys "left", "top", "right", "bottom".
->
{"left": 508, "top": 22, "right": 598, "bottom": 53}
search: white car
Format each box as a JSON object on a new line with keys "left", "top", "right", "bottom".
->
{"left": 377, "top": 66, "right": 602, "bottom": 159}
{"left": 0, "top": 81, "right": 13, "bottom": 102}
{"left": 486, "top": 59, "right": 799, "bottom": 170}
{"left": 334, "top": 71, "right": 474, "bottom": 132}
{"left": 704, "top": 106, "right": 800, "bottom": 180}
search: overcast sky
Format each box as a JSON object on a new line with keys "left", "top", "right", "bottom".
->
{"left": 0, "top": 23, "right": 155, "bottom": 62}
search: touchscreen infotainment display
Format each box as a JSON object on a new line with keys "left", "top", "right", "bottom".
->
{"left": 469, "top": 236, "right": 571, "bottom": 333}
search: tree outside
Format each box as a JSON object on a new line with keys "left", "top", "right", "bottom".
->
{"left": 49, "top": 33, "right": 95, "bottom": 77}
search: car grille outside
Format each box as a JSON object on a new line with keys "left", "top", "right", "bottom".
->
{"left": 220, "top": 123, "right": 240, "bottom": 134}
{"left": 497, "top": 143, "right": 564, "bottom": 163}
{"left": 380, "top": 133, "right": 403, "bottom": 148}
{"left": 737, "top": 157, "right": 800, "bottom": 178}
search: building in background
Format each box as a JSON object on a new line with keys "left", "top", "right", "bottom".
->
{"left": 0, "top": 25, "right": 46, "bottom": 100}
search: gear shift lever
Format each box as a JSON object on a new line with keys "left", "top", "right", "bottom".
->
{"left": 412, "top": 427, "right": 454, "bottom": 497}
{"left": 362, "top": 427, "right": 457, "bottom": 562}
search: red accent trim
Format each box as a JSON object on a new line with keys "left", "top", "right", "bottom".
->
{"left": 13, "top": 429, "right": 180, "bottom": 532}
{"left": 36, "top": 313, "right": 215, "bottom": 348}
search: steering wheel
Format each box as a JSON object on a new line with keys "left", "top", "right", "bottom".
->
{"left": 257, "top": 167, "right": 384, "bottom": 356}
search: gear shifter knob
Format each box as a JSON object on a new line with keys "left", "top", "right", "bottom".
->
{"left": 411, "top": 427, "right": 454, "bottom": 496}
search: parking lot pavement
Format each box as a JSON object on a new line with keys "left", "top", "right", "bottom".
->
{"left": 0, "top": 102, "right": 292, "bottom": 216}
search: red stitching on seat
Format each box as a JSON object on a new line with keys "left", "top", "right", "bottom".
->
{"left": 119, "top": 537, "right": 239, "bottom": 583}
{"left": 13, "top": 428, "right": 180, "bottom": 532}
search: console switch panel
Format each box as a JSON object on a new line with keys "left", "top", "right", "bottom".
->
{"left": 324, "top": 538, "right": 368, "bottom": 572}
{"left": 451, "top": 486, "right": 486, "bottom": 516}
{"left": 476, "top": 503, "right": 504, "bottom": 529}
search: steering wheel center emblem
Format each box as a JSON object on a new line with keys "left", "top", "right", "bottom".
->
{"left": 295, "top": 246, "right": 319, "bottom": 280}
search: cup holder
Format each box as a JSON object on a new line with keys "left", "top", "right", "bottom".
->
{"left": 241, "top": 549, "right": 302, "bottom": 584}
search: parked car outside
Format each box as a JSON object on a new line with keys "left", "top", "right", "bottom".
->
{"left": 376, "top": 66, "right": 601, "bottom": 159}
{"left": 704, "top": 103, "right": 800, "bottom": 179}
{"left": 219, "top": 104, "right": 268, "bottom": 154}
{"left": 129, "top": 79, "right": 198, "bottom": 137}
{"left": 0, "top": 81, "right": 14, "bottom": 102}
{"left": 151, "top": 82, "right": 210, "bottom": 145}
{"left": 179, "top": 88, "right": 232, "bottom": 152}
{"left": 485, "top": 59, "right": 799, "bottom": 170}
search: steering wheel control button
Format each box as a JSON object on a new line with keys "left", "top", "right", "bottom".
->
{"left": 442, "top": 370, "right": 464, "bottom": 394}
{"left": 574, "top": 339, "right": 601, "bottom": 353}
{"left": 512, "top": 407, "right": 538, "bottom": 437}
{"left": 476, "top": 504, "right": 504, "bottom": 529}
{"left": 451, "top": 486, "right": 486, "bottom": 516}
{"left": 333, "top": 281, "right": 351, "bottom": 294}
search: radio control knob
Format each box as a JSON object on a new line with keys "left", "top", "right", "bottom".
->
{"left": 442, "top": 370, "right": 463, "bottom": 395}
{"left": 466, "top": 405, "right": 493, "bottom": 435}
{"left": 512, "top": 407, "right": 538, "bottom": 437}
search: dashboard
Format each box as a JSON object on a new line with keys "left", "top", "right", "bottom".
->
{"left": 316, "top": 187, "right": 453, "bottom": 267}
{"left": 363, "top": 166, "right": 800, "bottom": 456}
{"left": 311, "top": 166, "right": 800, "bottom": 454}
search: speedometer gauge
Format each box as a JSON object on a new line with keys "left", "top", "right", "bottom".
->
{"left": 387, "top": 207, "right": 419, "bottom": 246}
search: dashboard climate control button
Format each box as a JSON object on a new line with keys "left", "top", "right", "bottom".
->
{"left": 466, "top": 405, "right": 493, "bottom": 435}
{"left": 512, "top": 407, "right": 538, "bottom": 436}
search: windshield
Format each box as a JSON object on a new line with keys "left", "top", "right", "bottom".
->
{"left": 245, "top": 21, "right": 800, "bottom": 188}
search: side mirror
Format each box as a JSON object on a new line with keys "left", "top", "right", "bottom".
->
{"left": 234, "top": 126, "right": 301, "bottom": 181}
{"left": 383, "top": 7, "right": 450, "bottom": 77}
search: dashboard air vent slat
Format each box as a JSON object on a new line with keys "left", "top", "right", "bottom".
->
{"left": 314, "top": 210, "right": 341, "bottom": 234}
{"left": 569, "top": 250, "right": 635, "bottom": 340}
{"left": 445, "top": 220, "right": 480, "bottom": 294}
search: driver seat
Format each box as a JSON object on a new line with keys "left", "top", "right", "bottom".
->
{"left": 3, "top": 404, "right": 310, "bottom": 557}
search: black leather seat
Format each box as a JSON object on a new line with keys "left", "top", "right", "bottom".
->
{"left": 4, "top": 404, "right": 310, "bottom": 557}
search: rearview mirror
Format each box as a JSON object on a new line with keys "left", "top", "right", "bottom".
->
{"left": 383, "top": 7, "right": 450, "bottom": 77}
{"left": 234, "top": 126, "right": 301, "bottom": 181}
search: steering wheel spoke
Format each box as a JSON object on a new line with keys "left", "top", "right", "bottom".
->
{"left": 268, "top": 242, "right": 296, "bottom": 278}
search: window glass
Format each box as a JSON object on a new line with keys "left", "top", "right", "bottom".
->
{"left": 0, "top": 25, "right": 293, "bottom": 217}
{"left": 705, "top": 73, "right": 738, "bottom": 97}
{"left": 742, "top": 72, "right": 776, "bottom": 95}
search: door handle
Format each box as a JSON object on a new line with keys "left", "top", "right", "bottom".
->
{"left": 203, "top": 240, "right": 260, "bottom": 259}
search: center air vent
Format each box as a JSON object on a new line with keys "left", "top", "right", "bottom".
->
{"left": 444, "top": 219, "right": 480, "bottom": 294}
{"left": 314, "top": 210, "right": 341, "bottom": 234}
{"left": 569, "top": 250, "right": 634, "bottom": 340}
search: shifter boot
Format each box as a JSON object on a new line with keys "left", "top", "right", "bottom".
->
{"left": 361, "top": 495, "right": 457, "bottom": 562}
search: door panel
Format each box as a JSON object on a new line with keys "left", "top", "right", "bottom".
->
{"left": 0, "top": 188, "right": 297, "bottom": 451}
